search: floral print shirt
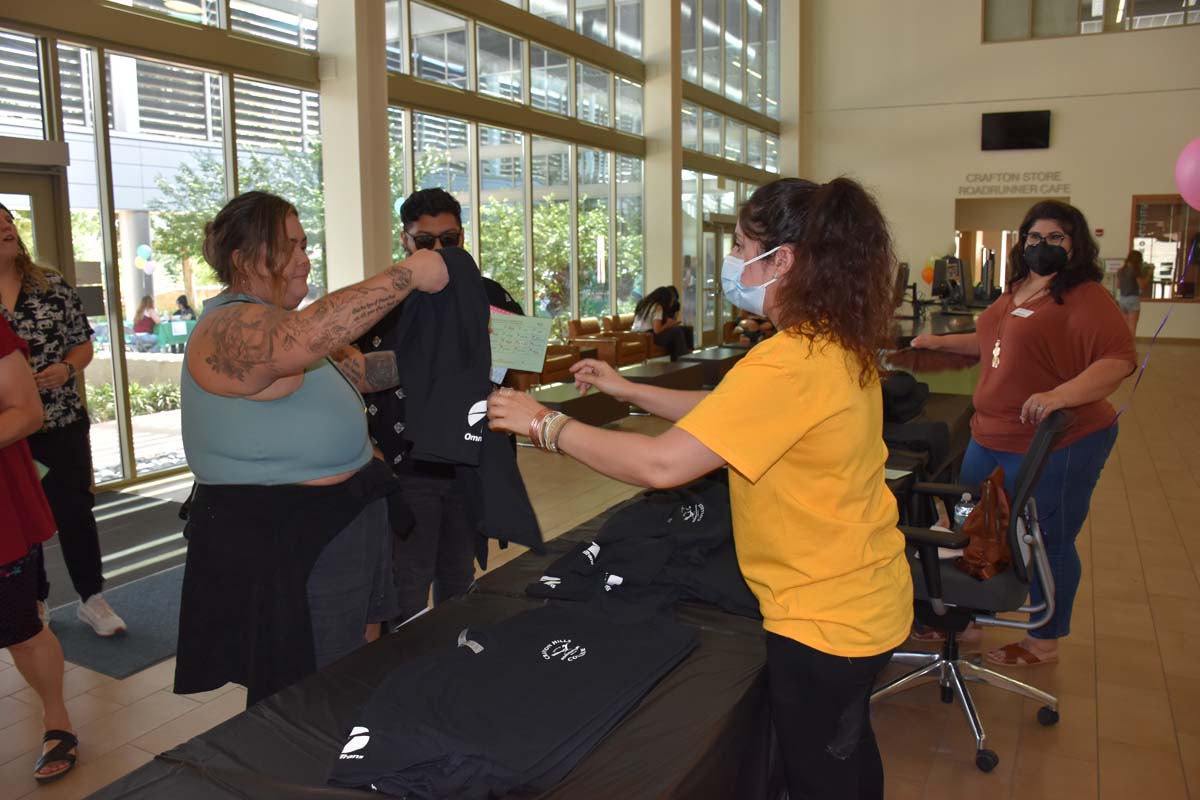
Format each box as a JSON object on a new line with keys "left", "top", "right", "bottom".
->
{"left": 1, "top": 271, "right": 94, "bottom": 430}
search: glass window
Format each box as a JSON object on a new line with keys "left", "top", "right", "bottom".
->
{"left": 234, "top": 75, "right": 323, "bottom": 287}
{"left": 1033, "top": 0, "right": 1076, "bottom": 37}
{"left": 745, "top": 126, "right": 764, "bottom": 170}
{"left": 746, "top": 0, "right": 764, "bottom": 112}
{"left": 108, "top": 53, "right": 228, "bottom": 477}
{"left": 984, "top": 0, "right": 1033, "bottom": 40}
{"left": 681, "top": 0, "right": 699, "bottom": 84}
{"left": 412, "top": 112, "right": 471, "bottom": 251}
{"left": 724, "top": 0, "right": 744, "bottom": 104}
{"left": 530, "top": 45, "right": 570, "bottom": 116}
{"left": 231, "top": 0, "right": 318, "bottom": 50}
{"left": 410, "top": 2, "right": 468, "bottom": 90}
{"left": 615, "top": 78, "right": 643, "bottom": 135}
{"left": 478, "top": 126, "right": 527, "bottom": 303}
{"left": 764, "top": 132, "right": 779, "bottom": 173}
{"left": 765, "top": 0, "right": 779, "bottom": 119}
{"left": 681, "top": 101, "right": 700, "bottom": 151}
{"left": 1130, "top": 195, "right": 1199, "bottom": 300}
{"left": 0, "top": 29, "right": 44, "bottom": 139}
{"left": 123, "top": 0, "right": 221, "bottom": 25}
{"left": 616, "top": 155, "right": 644, "bottom": 312}
{"left": 500, "top": 0, "right": 525, "bottom": 7}
{"left": 531, "top": 0, "right": 569, "bottom": 27}
{"left": 702, "top": 109, "right": 722, "bottom": 157}
{"left": 388, "top": 106, "right": 406, "bottom": 260}
{"left": 724, "top": 118, "right": 745, "bottom": 162}
{"left": 576, "top": 0, "right": 610, "bottom": 45}
{"left": 576, "top": 62, "right": 611, "bottom": 127}
{"left": 680, "top": 169, "right": 700, "bottom": 331}
{"left": 614, "top": 0, "right": 643, "bottom": 57}
{"left": 58, "top": 44, "right": 125, "bottom": 484}
{"left": 477, "top": 25, "right": 523, "bottom": 103}
{"left": 577, "top": 147, "right": 611, "bottom": 319}
{"left": 384, "top": 0, "right": 404, "bottom": 73}
{"left": 701, "top": 0, "right": 721, "bottom": 93}
{"left": 532, "top": 136, "right": 571, "bottom": 340}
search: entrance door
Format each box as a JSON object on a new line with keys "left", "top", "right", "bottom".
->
{"left": 0, "top": 173, "right": 62, "bottom": 268}
{"left": 701, "top": 218, "right": 735, "bottom": 346}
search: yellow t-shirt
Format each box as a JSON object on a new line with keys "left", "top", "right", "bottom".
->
{"left": 676, "top": 332, "right": 913, "bottom": 657}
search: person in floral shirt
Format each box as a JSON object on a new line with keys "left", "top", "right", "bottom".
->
{"left": 0, "top": 203, "right": 126, "bottom": 637}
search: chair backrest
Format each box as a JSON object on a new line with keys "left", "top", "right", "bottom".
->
{"left": 1006, "top": 409, "right": 1075, "bottom": 584}
{"left": 609, "top": 313, "right": 637, "bottom": 332}
{"left": 569, "top": 317, "right": 603, "bottom": 337}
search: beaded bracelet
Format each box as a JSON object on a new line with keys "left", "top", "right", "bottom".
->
{"left": 543, "top": 412, "right": 572, "bottom": 454}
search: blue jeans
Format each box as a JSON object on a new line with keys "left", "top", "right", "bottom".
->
{"left": 960, "top": 424, "right": 1118, "bottom": 640}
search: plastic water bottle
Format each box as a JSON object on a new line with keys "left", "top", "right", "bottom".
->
{"left": 953, "top": 493, "right": 976, "bottom": 530}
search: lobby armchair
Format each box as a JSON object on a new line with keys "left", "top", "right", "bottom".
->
{"left": 568, "top": 317, "right": 646, "bottom": 367}
{"left": 603, "top": 312, "right": 667, "bottom": 359}
{"left": 871, "top": 410, "right": 1073, "bottom": 773}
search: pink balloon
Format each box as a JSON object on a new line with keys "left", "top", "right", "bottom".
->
{"left": 1177, "top": 137, "right": 1200, "bottom": 211}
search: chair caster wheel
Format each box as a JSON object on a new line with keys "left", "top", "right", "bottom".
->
{"left": 975, "top": 749, "right": 999, "bottom": 773}
{"left": 1037, "top": 706, "right": 1059, "bottom": 726}
{"left": 940, "top": 685, "right": 953, "bottom": 704}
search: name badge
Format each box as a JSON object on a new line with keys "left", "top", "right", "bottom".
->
{"left": 1011, "top": 308, "right": 1035, "bottom": 318}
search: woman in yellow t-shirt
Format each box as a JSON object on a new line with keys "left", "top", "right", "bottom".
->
{"left": 488, "top": 177, "right": 911, "bottom": 799}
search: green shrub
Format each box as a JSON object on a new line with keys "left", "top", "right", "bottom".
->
{"left": 87, "top": 382, "right": 182, "bottom": 423}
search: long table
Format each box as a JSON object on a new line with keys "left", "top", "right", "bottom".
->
{"left": 88, "top": 503, "right": 784, "bottom": 800}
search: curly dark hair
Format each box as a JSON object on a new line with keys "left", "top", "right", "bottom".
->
{"left": 1008, "top": 200, "right": 1102, "bottom": 304}
{"left": 738, "top": 177, "right": 896, "bottom": 387}
{"left": 400, "top": 188, "right": 462, "bottom": 227}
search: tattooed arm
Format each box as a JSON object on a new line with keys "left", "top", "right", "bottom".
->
{"left": 331, "top": 346, "right": 400, "bottom": 394}
{"left": 188, "top": 249, "right": 446, "bottom": 398}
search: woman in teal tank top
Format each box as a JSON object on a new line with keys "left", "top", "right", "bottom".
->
{"left": 174, "top": 191, "right": 449, "bottom": 704}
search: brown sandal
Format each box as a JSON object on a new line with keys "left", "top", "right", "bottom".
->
{"left": 985, "top": 642, "right": 1058, "bottom": 667}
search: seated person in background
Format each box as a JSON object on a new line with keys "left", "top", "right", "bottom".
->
{"left": 632, "top": 285, "right": 693, "bottom": 360}
{"left": 174, "top": 295, "right": 197, "bottom": 321}
{"left": 734, "top": 311, "right": 774, "bottom": 345}
{"left": 130, "top": 295, "right": 160, "bottom": 351}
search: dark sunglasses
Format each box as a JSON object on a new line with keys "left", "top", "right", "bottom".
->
{"left": 410, "top": 231, "right": 462, "bottom": 250}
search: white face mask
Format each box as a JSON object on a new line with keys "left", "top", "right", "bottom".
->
{"left": 721, "top": 246, "right": 782, "bottom": 317}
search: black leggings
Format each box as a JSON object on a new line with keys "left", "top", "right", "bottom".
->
{"left": 765, "top": 632, "right": 894, "bottom": 800}
{"left": 653, "top": 325, "right": 694, "bottom": 360}
{"left": 28, "top": 419, "right": 103, "bottom": 602}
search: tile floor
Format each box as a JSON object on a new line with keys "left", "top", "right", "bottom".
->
{"left": 3, "top": 342, "right": 1199, "bottom": 799}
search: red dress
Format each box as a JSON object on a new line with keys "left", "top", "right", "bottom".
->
{"left": 0, "top": 316, "right": 56, "bottom": 565}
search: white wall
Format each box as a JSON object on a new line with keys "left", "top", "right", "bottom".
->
{"left": 801, "top": 1, "right": 1200, "bottom": 336}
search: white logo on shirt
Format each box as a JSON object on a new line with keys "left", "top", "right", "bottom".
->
{"left": 680, "top": 503, "right": 705, "bottom": 524}
{"left": 339, "top": 726, "right": 370, "bottom": 759}
{"left": 582, "top": 542, "right": 600, "bottom": 565}
{"left": 466, "top": 400, "right": 488, "bottom": 427}
{"left": 539, "top": 576, "right": 561, "bottom": 589}
{"left": 542, "top": 639, "right": 587, "bottom": 661}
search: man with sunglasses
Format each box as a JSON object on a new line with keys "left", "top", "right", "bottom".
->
{"left": 361, "top": 188, "right": 521, "bottom": 629}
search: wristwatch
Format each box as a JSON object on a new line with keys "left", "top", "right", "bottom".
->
{"left": 62, "top": 362, "right": 77, "bottom": 382}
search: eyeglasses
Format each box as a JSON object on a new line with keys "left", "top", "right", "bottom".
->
{"left": 1026, "top": 231, "right": 1068, "bottom": 247}
{"left": 409, "top": 231, "right": 462, "bottom": 250}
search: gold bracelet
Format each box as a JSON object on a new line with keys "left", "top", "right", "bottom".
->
{"left": 528, "top": 408, "right": 552, "bottom": 449}
{"left": 544, "top": 413, "right": 572, "bottom": 454}
{"left": 538, "top": 411, "right": 558, "bottom": 452}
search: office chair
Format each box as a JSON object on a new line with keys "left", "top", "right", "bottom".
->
{"left": 871, "top": 410, "right": 1073, "bottom": 773}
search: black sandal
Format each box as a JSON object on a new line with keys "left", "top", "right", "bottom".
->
{"left": 34, "top": 729, "right": 78, "bottom": 784}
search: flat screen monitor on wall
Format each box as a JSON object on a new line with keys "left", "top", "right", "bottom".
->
{"left": 981, "top": 111, "right": 1051, "bottom": 150}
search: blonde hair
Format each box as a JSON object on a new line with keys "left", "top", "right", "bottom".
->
{"left": 0, "top": 203, "right": 56, "bottom": 293}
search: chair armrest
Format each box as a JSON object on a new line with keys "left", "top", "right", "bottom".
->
{"left": 898, "top": 525, "right": 969, "bottom": 549}
{"left": 911, "top": 481, "right": 980, "bottom": 504}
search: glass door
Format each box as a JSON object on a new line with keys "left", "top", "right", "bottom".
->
{"left": 701, "top": 218, "right": 734, "bottom": 346}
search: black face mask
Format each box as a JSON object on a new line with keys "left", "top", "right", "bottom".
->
{"left": 1024, "top": 243, "right": 1069, "bottom": 276}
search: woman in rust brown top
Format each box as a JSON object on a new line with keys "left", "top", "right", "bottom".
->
{"left": 913, "top": 200, "right": 1136, "bottom": 667}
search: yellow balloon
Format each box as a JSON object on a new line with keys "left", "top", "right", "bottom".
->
{"left": 134, "top": 256, "right": 147, "bottom": 269}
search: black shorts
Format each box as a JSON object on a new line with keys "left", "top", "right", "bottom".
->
{"left": 0, "top": 549, "right": 43, "bottom": 648}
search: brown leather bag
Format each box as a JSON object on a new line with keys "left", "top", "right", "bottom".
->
{"left": 954, "top": 467, "right": 1012, "bottom": 580}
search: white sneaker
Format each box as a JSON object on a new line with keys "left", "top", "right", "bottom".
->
{"left": 77, "top": 594, "right": 127, "bottom": 637}
{"left": 36, "top": 600, "right": 50, "bottom": 628}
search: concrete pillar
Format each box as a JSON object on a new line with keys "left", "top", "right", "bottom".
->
{"left": 318, "top": 0, "right": 392, "bottom": 288}
{"left": 641, "top": 0, "right": 682, "bottom": 293}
